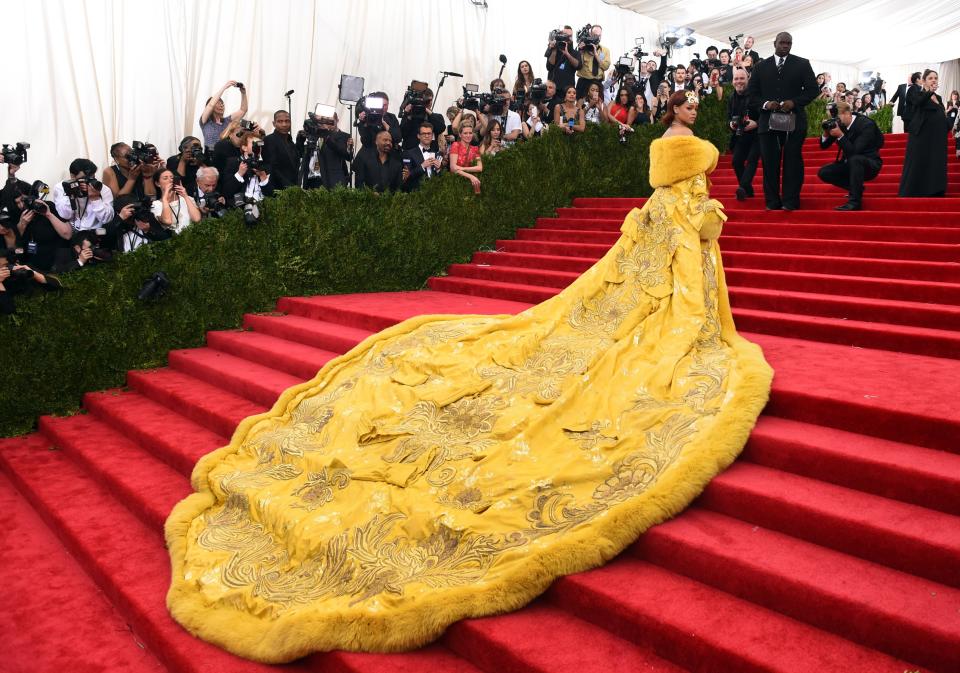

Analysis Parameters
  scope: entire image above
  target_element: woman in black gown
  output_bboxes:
[899,69,948,197]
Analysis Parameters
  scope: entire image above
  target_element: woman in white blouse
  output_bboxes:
[152,169,201,234]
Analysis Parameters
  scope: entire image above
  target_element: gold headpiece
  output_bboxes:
[684,90,700,105]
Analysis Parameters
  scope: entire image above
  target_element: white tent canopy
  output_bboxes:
[603,0,960,66]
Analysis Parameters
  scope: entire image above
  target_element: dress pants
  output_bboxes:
[759,129,805,209]
[817,156,881,204]
[731,132,760,195]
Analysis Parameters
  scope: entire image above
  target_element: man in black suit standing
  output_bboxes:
[747,32,819,211]
[262,110,299,190]
[637,50,668,105]
[889,72,921,131]
[817,102,884,211]
[296,113,353,190]
[401,122,442,192]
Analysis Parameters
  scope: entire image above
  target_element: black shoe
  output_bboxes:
[782,204,798,211]
[736,187,747,201]
[835,202,861,211]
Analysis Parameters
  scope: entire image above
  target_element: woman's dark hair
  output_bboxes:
[910,71,922,84]
[481,119,503,150]
[615,87,630,102]
[660,91,693,127]
[154,168,175,187]
[69,158,98,177]
[514,61,534,93]
[632,91,648,111]
[922,69,938,82]
[563,85,577,99]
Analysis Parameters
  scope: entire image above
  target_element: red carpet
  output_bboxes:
[2,133,959,672]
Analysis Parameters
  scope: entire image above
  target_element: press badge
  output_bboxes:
[26,241,37,255]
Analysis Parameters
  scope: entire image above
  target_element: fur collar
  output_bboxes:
[648,135,719,188]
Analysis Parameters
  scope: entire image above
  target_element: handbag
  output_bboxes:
[768,111,796,132]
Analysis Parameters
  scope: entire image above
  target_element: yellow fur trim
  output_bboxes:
[649,135,719,188]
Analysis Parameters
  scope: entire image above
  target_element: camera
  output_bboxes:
[127,141,160,167]
[730,115,747,136]
[484,89,508,116]
[137,271,170,301]
[242,140,266,172]
[1,142,30,165]
[728,34,744,49]
[821,102,840,132]
[528,78,547,104]
[303,103,337,141]
[238,119,257,133]
[201,192,226,218]
[19,181,50,214]
[63,174,103,199]
[182,140,205,164]
[614,55,634,78]
[460,84,482,111]
[4,260,34,281]
[632,38,648,60]
[235,82,246,92]
[358,95,387,127]
[549,28,570,50]
[233,193,260,226]
[577,24,599,49]
[128,196,155,225]
[401,80,429,119]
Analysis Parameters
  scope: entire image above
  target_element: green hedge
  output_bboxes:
[0,90,767,436]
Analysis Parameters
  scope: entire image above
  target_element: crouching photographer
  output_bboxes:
[52,159,115,233]
[113,195,172,252]
[0,182,73,272]
[223,136,274,225]
[817,101,884,211]
[193,167,227,218]
[727,67,760,200]
[0,246,60,315]
[52,230,113,273]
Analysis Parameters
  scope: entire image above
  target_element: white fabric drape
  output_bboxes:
[604,0,960,66]
[0,0,665,183]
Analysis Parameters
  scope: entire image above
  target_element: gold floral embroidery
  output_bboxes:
[292,467,352,511]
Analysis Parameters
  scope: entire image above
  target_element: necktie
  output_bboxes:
[777,57,785,75]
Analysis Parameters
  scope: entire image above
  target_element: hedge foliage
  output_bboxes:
[0,89,826,436]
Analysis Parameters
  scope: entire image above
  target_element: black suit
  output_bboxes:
[354,152,402,193]
[889,83,913,122]
[727,89,761,195]
[400,112,446,152]
[747,53,819,209]
[220,156,276,202]
[401,146,441,192]
[817,114,884,206]
[645,54,669,93]
[544,43,582,93]
[296,129,352,190]
[261,131,299,190]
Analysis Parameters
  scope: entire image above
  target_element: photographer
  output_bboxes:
[727,67,761,201]
[0,188,72,272]
[542,80,563,125]
[575,25,611,99]
[52,159,115,232]
[152,169,202,233]
[222,135,275,203]
[167,136,207,194]
[113,195,171,253]
[52,232,112,273]
[297,111,353,190]
[200,80,249,149]
[193,167,227,217]
[0,247,59,315]
[744,36,761,66]
[356,92,401,161]
[402,122,443,192]
[400,86,446,152]
[213,120,262,174]
[354,129,402,193]
[817,101,883,211]
[545,26,581,95]
[262,111,299,189]
[102,142,164,200]
[491,89,522,147]
[718,50,733,83]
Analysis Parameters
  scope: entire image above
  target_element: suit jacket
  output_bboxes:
[906,89,944,136]
[819,114,884,164]
[353,152,402,193]
[262,131,299,190]
[220,155,276,202]
[296,129,352,189]
[889,83,910,118]
[746,53,819,133]
[401,146,441,192]
[645,54,669,93]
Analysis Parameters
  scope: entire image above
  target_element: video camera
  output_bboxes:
[1,142,29,165]
[401,80,429,119]
[614,55,634,79]
[358,95,387,128]
[484,89,508,116]
[577,24,600,50]
[303,103,338,140]
[631,38,649,61]
[461,83,483,111]
[729,34,744,50]
[512,79,548,114]
[549,28,571,51]
[127,141,160,167]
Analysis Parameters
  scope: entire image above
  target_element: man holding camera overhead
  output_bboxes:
[297,108,353,190]
[817,101,883,211]
[52,159,115,232]
[576,25,611,99]
[545,26,581,96]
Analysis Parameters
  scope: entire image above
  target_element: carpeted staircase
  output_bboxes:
[2,133,958,673]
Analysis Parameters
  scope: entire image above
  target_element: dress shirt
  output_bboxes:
[419,146,436,177]
[53,182,115,231]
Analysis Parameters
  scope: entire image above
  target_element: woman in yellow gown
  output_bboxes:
[165,90,773,663]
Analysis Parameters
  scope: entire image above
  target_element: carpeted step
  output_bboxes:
[83,389,227,476]
[548,558,924,672]
[472,251,597,274]
[722,221,960,243]
[167,348,300,409]
[0,434,482,673]
[427,276,556,304]
[446,263,577,290]
[749,332,960,453]
[559,207,960,227]
[745,416,960,515]
[700,462,960,586]
[720,235,960,263]
[731,304,960,359]
[278,291,529,333]
[38,414,190,532]
[444,603,686,673]
[518,227,620,244]
[496,239,613,257]
[126,368,266,439]
[243,313,375,353]
[0,467,169,673]
[633,509,960,672]
[206,329,338,380]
